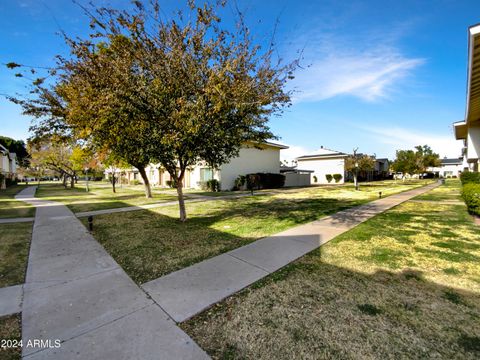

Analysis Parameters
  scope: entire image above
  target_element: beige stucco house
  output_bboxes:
[454,24,480,172]
[112,142,288,191]
[0,144,17,189]
[296,147,348,185]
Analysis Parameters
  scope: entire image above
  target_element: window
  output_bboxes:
[200,168,213,182]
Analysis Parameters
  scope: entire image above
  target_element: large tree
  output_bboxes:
[28,139,77,188]
[8,1,296,221]
[392,145,440,177]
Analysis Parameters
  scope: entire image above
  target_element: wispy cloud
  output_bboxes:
[287,23,425,103]
[279,144,313,163]
[359,125,462,158]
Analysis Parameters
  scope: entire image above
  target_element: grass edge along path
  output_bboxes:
[181,179,480,359]
[84,180,434,285]
[0,313,21,360]
[0,185,35,219]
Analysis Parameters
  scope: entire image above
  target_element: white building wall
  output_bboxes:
[1,155,8,173]
[125,145,283,190]
[467,124,480,161]
[9,156,17,174]
[188,163,220,189]
[297,158,345,185]
[145,164,160,185]
[217,147,281,190]
[441,164,462,177]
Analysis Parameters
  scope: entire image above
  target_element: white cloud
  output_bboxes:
[279,144,313,163]
[359,126,462,159]
[288,27,425,103]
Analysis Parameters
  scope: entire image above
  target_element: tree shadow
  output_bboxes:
[80,193,372,284]
[69,188,480,358]
[183,246,480,359]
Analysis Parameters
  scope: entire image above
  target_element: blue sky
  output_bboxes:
[1,0,479,161]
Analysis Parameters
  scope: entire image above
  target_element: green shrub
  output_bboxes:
[313,175,318,183]
[206,179,220,192]
[325,174,333,183]
[246,173,285,189]
[166,180,176,188]
[462,183,480,216]
[460,171,480,185]
[333,173,343,183]
[131,179,141,185]
[5,177,18,187]
[246,174,261,191]
[233,175,246,190]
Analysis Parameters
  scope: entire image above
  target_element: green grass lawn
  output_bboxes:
[414,178,462,201]
[35,181,180,213]
[181,179,480,359]
[0,222,33,288]
[0,314,21,360]
[83,180,433,284]
[0,185,35,219]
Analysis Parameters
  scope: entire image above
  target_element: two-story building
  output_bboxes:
[0,144,17,189]
[454,24,480,172]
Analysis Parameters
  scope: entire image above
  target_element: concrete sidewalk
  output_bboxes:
[16,186,208,359]
[142,181,440,323]
[0,284,23,316]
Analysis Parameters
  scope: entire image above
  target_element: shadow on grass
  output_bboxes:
[78,182,438,285]
[82,194,370,284]
[182,246,480,359]
[0,184,36,219]
[35,182,178,213]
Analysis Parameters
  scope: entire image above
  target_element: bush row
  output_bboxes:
[325,174,343,183]
[234,173,285,190]
[247,173,285,190]
[462,183,480,216]
[198,179,221,192]
[0,174,18,188]
[460,171,480,185]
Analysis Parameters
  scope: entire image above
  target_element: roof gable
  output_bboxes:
[296,147,347,160]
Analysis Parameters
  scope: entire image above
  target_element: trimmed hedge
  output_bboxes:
[246,173,285,190]
[325,174,333,183]
[6,178,18,187]
[232,175,246,190]
[206,179,220,192]
[462,183,480,216]
[460,171,480,185]
[333,173,343,183]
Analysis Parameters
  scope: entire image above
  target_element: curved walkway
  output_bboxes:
[15,186,207,359]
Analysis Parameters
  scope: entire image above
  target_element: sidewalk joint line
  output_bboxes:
[226,253,272,274]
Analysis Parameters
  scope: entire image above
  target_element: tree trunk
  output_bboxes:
[62,173,67,188]
[70,175,75,188]
[112,174,116,193]
[353,172,359,191]
[137,166,152,198]
[176,177,187,222]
